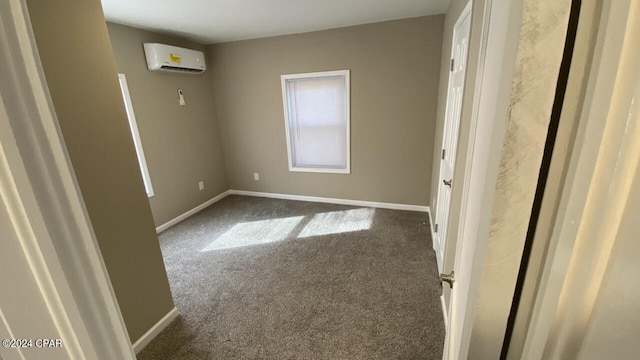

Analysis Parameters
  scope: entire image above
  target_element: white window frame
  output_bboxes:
[280,70,351,174]
[118,73,155,197]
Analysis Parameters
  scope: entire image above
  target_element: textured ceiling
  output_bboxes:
[100,0,450,44]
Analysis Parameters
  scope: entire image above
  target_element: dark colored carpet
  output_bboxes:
[137,195,444,359]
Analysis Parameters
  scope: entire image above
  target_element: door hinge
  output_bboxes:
[450,58,455,71]
[442,149,446,160]
[434,224,439,233]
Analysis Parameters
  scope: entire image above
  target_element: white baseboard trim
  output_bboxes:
[441,295,449,333]
[132,307,179,353]
[156,191,230,233]
[155,190,428,234]
[228,190,429,212]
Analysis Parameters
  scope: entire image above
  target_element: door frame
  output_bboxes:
[441,0,528,357]
[0,0,135,358]
[520,0,640,357]
[444,0,579,356]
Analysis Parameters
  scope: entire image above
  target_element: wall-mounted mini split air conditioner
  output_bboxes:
[143,43,206,74]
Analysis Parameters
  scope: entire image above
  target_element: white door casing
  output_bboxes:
[0,0,136,359]
[434,3,472,273]
[521,0,640,357]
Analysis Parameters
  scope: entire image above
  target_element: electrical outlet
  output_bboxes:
[198,181,204,191]
[254,173,260,181]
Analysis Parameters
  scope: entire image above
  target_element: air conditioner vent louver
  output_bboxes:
[143,43,206,74]
[159,65,204,73]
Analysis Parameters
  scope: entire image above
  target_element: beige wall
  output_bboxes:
[208,16,444,205]
[107,23,228,226]
[26,0,174,342]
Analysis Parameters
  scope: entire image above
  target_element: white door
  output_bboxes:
[435,4,472,271]
[440,5,479,356]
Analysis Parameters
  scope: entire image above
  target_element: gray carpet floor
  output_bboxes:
[137,195,444,359]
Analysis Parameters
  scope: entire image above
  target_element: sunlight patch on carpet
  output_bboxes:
[298,208,375,238]
[201,216,305,251]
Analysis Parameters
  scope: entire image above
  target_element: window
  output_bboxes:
[281,70,350,174]
[117,73,155,197]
